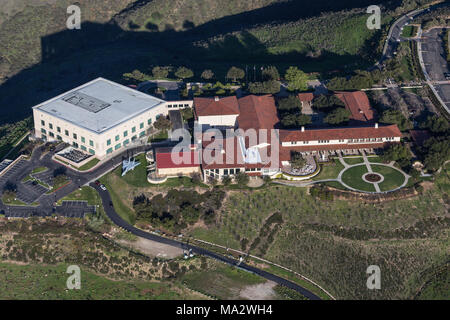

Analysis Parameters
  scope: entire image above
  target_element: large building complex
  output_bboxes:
[193,94,402,181]
[33,78,168,159]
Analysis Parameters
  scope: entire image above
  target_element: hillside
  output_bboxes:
[0,0,437,123]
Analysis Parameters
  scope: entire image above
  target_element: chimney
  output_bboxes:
[375,123,378,129]
[301,126,305,132]
[214,96,219,102]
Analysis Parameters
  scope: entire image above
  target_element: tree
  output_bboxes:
[290,151,306,169]
[226,67,245,82]
[277,95,302,112]
[152,66,169,79]
[174,67,194,80]
[248,80,280,94]
[296,114,312,126]
[324,108,351,125]
[190,172,202,184]
[423,137,450,171]
[53,166,67,177]
[262,66,280,81]
[380,109,413,131]
[153,116,172,131]
[381,143,412,167]
[313,95,344,110]
[284,66,308,91]
[222,175,232,186]
[280,114,299,128]
[201,69,214,80]
[235,172,249,186]
[3,181,17,193]
[420,115,449,134]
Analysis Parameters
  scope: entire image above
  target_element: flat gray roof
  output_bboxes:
[34,78,166,134]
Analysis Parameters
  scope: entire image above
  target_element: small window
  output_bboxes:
[115,135,120,141]
[73,142,78,148]
[123,130,128,137]
[41,128,47,134]
[123,139,130,146]
[41,120,45,126]
[139,131,145,137]
[73,133,77,140]
[140,122,144,129]
[106,148,113,154]
[107,139,111,146]
[81,137,85,143]
[57,135,62,141]
[147,119,152,125]
[49,132,54,137]
[89,149,95,155]
[81,145,87,151]
[89,140,94,147]
[132,127,136,133]
[49,123,53,129]
[57,127,61,133]
[65,130,69,136]
[115,143,121,150]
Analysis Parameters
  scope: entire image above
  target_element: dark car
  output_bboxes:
[109,201,113,207]
[95,180,100,185]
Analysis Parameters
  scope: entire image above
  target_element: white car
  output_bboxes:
[100,184,107,191]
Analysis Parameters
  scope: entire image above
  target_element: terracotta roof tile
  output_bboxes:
[279,124,402,142]
[334,91,374,122]
[194,96,239,117]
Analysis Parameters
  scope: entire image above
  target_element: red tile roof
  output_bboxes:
[298,93,314,102]
[279,124,402,142]
[237,95,279,131]
[282,142,387,154]
[334,91,374,122]
[156,147,200,169]
[194,96,239,117]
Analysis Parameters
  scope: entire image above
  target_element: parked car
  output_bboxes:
[95,180,100,185]
[100,184,107,191]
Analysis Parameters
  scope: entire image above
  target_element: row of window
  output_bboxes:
[106,121,150,146]
[41,124,94,147]
[41,118,152,153]
[168,104,190,108]
[289,137,395,145]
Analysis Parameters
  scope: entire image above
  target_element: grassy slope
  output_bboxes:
[189,164,450,299]
[0,218,285,300]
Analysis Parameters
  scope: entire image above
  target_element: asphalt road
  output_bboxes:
[90,182,322,300]
[420,27,450,110]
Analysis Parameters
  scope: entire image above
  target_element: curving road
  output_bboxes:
[89,182,322,300]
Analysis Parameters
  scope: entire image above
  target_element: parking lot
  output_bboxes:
[55,200,96,218]
[32,170,54,186]
[0,159,28,185]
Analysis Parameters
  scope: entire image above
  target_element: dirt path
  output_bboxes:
[239,281,277,300]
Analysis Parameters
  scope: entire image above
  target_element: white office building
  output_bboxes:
[33,78,169,159]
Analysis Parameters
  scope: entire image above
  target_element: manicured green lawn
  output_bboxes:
[341,165,375,192]
[149,130,168,143]
[401,25,418,38]
[115,153,148,187]
[311,159,344,181]
[2,192,28,206]
[368,156,383,163]
[77,158,100,171]
[343,157,364,165]
[371,165,406,192]
[31,166,48,174]
[47,175,70,194]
